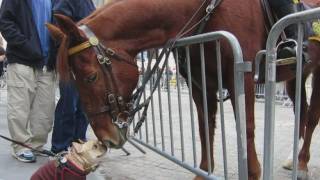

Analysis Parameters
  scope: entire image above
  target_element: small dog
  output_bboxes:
[31,140,107,180]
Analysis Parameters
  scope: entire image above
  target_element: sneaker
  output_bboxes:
[12,150,36,163]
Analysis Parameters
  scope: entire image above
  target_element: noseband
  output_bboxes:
[68,25,133,129]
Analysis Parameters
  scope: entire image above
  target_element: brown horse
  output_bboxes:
[285,5,320,180]
[256,2,320,179]
[47,0,320,179]
[275,39,320,179]
[255,1,320,178]
[295,40,320,179]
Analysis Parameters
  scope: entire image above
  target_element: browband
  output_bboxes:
[68,25,100,56]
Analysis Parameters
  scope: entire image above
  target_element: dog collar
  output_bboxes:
[55,155,88,176]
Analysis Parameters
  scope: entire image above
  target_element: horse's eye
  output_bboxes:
[84,73,98,84]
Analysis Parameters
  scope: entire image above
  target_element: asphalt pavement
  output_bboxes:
[0,87,320,180]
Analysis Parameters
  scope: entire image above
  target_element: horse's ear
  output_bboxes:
[46,23,65,43]
[54,14,81,38]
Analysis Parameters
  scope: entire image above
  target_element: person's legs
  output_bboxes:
[29,68,56,150]
[7,63,36,162]
[51,82,78,153]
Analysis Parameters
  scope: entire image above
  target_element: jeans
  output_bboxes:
[51,82,88,153]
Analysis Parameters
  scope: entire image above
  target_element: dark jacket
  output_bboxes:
[0,0,58,70]
[53,0,96,22]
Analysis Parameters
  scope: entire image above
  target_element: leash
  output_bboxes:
[0,134,56,157]
[0,134,95,180]
[0,134,88,179]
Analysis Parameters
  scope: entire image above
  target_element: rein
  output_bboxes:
[0,134,56,157]
[66,0,222,134]
[130,0,222,133]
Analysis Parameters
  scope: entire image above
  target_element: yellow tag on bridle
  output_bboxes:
[312,21,320,37]
[292,0,300,4]
[308,21,320,43]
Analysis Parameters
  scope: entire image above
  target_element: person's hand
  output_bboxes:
[0,55,5,62]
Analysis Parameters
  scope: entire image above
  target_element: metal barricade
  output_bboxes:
[255,83,289,103]
[255,84,266,99]
[131,31,248,180]
[263,7,320,180]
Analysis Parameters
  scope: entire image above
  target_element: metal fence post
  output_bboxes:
[263,8,320,180]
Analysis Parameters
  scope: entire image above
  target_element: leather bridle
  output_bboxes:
[68,25,134,129]
[67,0,222,133]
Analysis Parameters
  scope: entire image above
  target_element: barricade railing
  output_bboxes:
[255,83,289,103]
[130,31,249,180]
[263,7,320,180]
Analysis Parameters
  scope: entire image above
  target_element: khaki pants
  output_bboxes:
[7,63,56,153]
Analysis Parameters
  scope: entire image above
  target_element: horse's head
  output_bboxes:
[48,14,139,149]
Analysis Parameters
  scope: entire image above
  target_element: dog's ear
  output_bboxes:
[72,142,83,153]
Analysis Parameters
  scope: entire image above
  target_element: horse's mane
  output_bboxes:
[79,0,122,25]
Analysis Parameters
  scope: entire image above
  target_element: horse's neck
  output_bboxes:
[86,0,204,56]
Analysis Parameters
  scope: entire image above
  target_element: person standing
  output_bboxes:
[51,0,96,154]
[0,0,56,162]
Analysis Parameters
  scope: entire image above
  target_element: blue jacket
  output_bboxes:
[0,0,59,70]
[53,0,96,22]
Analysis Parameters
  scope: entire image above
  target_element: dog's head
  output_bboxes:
[71,140,107,171]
